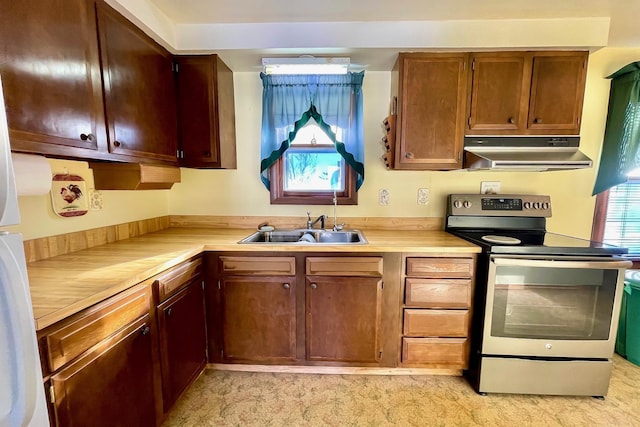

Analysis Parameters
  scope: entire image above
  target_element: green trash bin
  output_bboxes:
[624,271,640,366]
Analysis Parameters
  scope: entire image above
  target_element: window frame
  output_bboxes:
[592,179,640,268]
[269,154,357,205]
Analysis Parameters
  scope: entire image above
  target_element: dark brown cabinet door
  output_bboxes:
[96,1,178,164]
[176,55,237,168]
[50,316,156,427]
[306,276,382,363]
[527,52,588,134]
[468,53,529,133]
[157,281,207,412]
[221,276,296,362]
[393,53,468,170]
[0,0,108,157]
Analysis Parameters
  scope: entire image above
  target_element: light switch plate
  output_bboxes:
[480,181,501,194]
[379,189,389,206]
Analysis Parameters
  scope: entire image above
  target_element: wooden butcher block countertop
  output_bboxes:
[27,227,480,330]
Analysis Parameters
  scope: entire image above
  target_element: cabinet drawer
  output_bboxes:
[402,337,468,365]
[306,257,383,276]
[403,309,469,337]
[156,257,203,301]
[220,256,295,275]
[45,284,151,372]
[406,257,473,278]
[405,278,471,308]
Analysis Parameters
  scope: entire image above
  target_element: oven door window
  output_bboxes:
[488,259,619,341]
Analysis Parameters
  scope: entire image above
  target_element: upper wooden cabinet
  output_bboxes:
[391,53,469,170]
[96,1,178,164]
[467,51,588,135]
[0,0,178,165]
[176,55,237,168]
[0,0,108,158]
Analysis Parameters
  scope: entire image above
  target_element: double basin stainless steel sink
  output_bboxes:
[238,229,367,245]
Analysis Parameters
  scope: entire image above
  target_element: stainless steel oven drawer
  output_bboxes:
[478,357,613,396]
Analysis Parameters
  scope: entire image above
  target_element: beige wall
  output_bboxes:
[7,158,170,240]
[10,47,640,241]
[168,47,640,238]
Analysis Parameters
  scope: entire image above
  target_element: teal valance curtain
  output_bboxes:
[593,62,640,195]
[259,72,365,190]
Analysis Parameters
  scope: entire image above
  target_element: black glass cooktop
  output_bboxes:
[448,230,628,256]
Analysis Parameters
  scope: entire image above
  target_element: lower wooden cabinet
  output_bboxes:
[153,257,206,412]
[212,254,390,366]
[39,284,161,426]
[400,255,476,369]
[50,316,157,427]
[157,281,207,411]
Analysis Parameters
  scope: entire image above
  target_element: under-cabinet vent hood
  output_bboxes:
[463,137,593,171]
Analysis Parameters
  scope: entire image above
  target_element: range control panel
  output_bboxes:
[448,194,551,217]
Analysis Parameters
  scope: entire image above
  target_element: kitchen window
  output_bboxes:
[259,72,364,205]
[593,169,640,266]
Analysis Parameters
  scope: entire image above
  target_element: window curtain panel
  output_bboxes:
[593,62,640,195]
[259,72,365,190]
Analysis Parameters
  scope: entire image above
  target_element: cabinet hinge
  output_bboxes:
[379,350,383,359]
[202,280,205,290]
[218,280,221,290]
[49,385,55,404]
[172,62,179,73]
[468,116,471,127]
[471,59,474,71]
[381,281,384,290]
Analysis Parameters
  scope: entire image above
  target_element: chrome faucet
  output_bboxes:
[306,211,326,229]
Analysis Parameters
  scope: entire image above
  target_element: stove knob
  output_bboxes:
[533,202,541,209]
[545,343,553,350]
[542,201,550,210]
[453,200,463,209]
[463,200,472,208]
[523,201,531,209]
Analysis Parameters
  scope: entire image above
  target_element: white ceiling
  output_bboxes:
[137,0,640,71]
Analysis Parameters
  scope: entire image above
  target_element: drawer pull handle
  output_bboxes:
[166,308,173,317]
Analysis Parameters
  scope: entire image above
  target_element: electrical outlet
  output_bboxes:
[417,188,429,205]
[481,181,501,194]
[379,189,389,206]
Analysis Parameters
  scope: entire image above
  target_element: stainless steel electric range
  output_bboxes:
[445,194,632,397]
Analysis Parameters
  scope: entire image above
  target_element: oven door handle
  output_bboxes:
[492,257,632,270]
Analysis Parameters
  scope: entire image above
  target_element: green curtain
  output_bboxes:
[593,62,640,195]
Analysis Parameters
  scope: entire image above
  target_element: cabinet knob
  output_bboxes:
[533,118,542,124]
[405,152,413,159]
[283,283,290,290]
[166,307,173,317]
[80,133,95,142]
[141,326,151,336]
[113,140,122,148]
[508,117,515,124]
[310,283,317,289]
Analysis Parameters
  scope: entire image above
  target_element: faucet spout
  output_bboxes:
[306,211,326,229]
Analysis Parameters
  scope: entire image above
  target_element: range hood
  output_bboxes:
[463,137,593,171]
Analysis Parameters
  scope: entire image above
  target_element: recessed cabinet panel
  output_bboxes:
[221,276,297,362]
[393,53,468,170]
[0,0,107,157]
[176,55,237,168]
[306,276,382,363]
[468,53,528,132]
[50,316,157,427]
[157,282,207,411]
[528,53,587,133]
[96,1,178,164]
